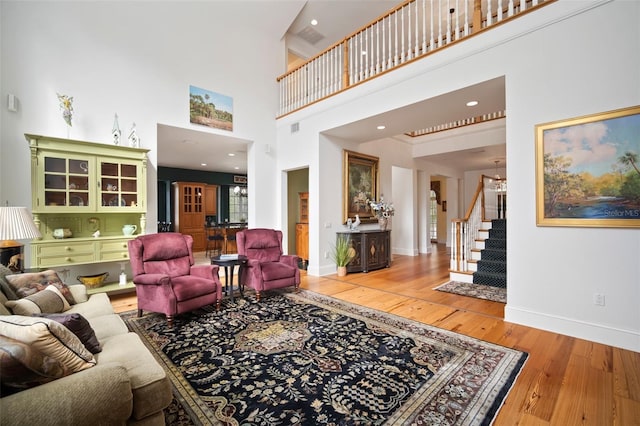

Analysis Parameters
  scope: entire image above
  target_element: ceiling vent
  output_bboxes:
[291,122,300,133]
[296,26,325,45]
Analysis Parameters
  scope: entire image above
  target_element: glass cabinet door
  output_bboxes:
[43,156,91,209]
[99,159,140,209]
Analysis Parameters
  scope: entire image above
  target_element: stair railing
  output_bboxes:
[450,175,506,272]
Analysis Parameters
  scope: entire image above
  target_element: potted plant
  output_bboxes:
[330,234,356,277]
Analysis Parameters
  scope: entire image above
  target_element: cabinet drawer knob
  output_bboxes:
[65,247,71,251]
[65,257,71,262]
[122,243,127,248]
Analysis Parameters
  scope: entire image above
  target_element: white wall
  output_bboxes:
[0,1,301,229]
[276,0,640,351]
[391,165,415,256]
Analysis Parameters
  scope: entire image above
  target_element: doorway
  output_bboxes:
[287,168,309,267]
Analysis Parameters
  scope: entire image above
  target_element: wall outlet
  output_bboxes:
[324,251,329,259]
[593,293,605,306]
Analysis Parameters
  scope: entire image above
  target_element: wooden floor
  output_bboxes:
[111,244,640,425]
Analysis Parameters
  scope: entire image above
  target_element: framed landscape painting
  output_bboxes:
[189,85,233,131]
[535,105,640,228]
[343,150,379,223]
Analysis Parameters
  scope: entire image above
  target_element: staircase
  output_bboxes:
[472,219,506,288]
[449,218,507,287]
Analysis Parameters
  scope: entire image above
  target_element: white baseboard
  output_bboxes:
[505,305,640,353]
[392,247,418,256]
[313,264,339,276]
[449,272,473,283]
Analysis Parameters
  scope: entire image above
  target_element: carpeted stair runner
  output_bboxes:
[474,219,506,288]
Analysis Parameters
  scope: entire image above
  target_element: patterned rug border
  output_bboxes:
[434,281,507,303]
[123,289,525,425]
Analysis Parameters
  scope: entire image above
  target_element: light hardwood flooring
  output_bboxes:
[110,245,640,425]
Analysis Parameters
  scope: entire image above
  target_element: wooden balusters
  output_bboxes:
[278,0,551,116]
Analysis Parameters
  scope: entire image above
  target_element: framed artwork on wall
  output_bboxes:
[535,105,640,228]
[189,85,233,131]
[343,150,379,223]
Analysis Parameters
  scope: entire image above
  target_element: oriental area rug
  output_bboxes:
[434,281,507,304]
[123,289,526,425]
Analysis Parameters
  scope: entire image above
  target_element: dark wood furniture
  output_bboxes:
[336,230,391,273]
[211,254,248,303]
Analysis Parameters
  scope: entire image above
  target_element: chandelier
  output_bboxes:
[494,160,507,193]
[233,186,247,197]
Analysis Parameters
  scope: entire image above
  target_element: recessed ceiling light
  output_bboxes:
[228,153,235,157]
[311,19,318,26]
[234,166,240,170]
[377,125,386,130]
[466,100,479,107]
[361,51,367,56]
[201,163,207,166]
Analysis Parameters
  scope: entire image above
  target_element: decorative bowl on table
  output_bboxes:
[77,272,109,288]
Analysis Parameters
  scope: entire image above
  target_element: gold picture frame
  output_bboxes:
[535,105,640,228]
[343,150,379,223]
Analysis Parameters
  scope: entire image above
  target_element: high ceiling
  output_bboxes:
[157,0,505,174]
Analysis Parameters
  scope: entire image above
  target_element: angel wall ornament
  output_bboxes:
[57,93,74,136]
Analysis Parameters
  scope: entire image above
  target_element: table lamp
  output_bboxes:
[0,206,42,272]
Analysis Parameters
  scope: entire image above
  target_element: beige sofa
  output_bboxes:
[0,277,172,425]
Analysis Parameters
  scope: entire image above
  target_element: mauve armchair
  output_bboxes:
[127,233,223,325]
[236,228,300,301]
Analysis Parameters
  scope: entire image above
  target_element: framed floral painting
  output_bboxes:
[535,105,640,228]
[343,150,379,223]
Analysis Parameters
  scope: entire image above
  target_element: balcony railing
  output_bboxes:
[277,0,552,117]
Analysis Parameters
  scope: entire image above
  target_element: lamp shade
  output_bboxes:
[0,207,42,241]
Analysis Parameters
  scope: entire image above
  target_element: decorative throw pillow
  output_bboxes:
[33,313,102,354]
[0,265,18,300]
[5,285,71,316]
[0,334,65,396]
[5,270,76,305]
[0,316,95,373]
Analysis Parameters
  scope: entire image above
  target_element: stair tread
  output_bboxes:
[449,269,474,275]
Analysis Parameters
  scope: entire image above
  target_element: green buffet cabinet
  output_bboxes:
[26,134,149,269]
[336,230,391,273]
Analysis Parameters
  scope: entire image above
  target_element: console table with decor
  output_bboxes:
[336,230,390,273]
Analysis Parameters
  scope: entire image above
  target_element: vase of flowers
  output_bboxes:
[367,197,394,230]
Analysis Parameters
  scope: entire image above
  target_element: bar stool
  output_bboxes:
[205,225,224,257]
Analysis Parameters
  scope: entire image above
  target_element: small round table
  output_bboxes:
[210,254,248,303]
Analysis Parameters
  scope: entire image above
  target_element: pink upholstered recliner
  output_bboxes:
[128,233,223,325]
[236,228,300,301]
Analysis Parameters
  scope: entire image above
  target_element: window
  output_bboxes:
[430,190,438,241]
[229,186,248,222]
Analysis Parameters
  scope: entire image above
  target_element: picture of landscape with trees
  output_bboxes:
[537,106,640,227]
[189,85,233,131]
